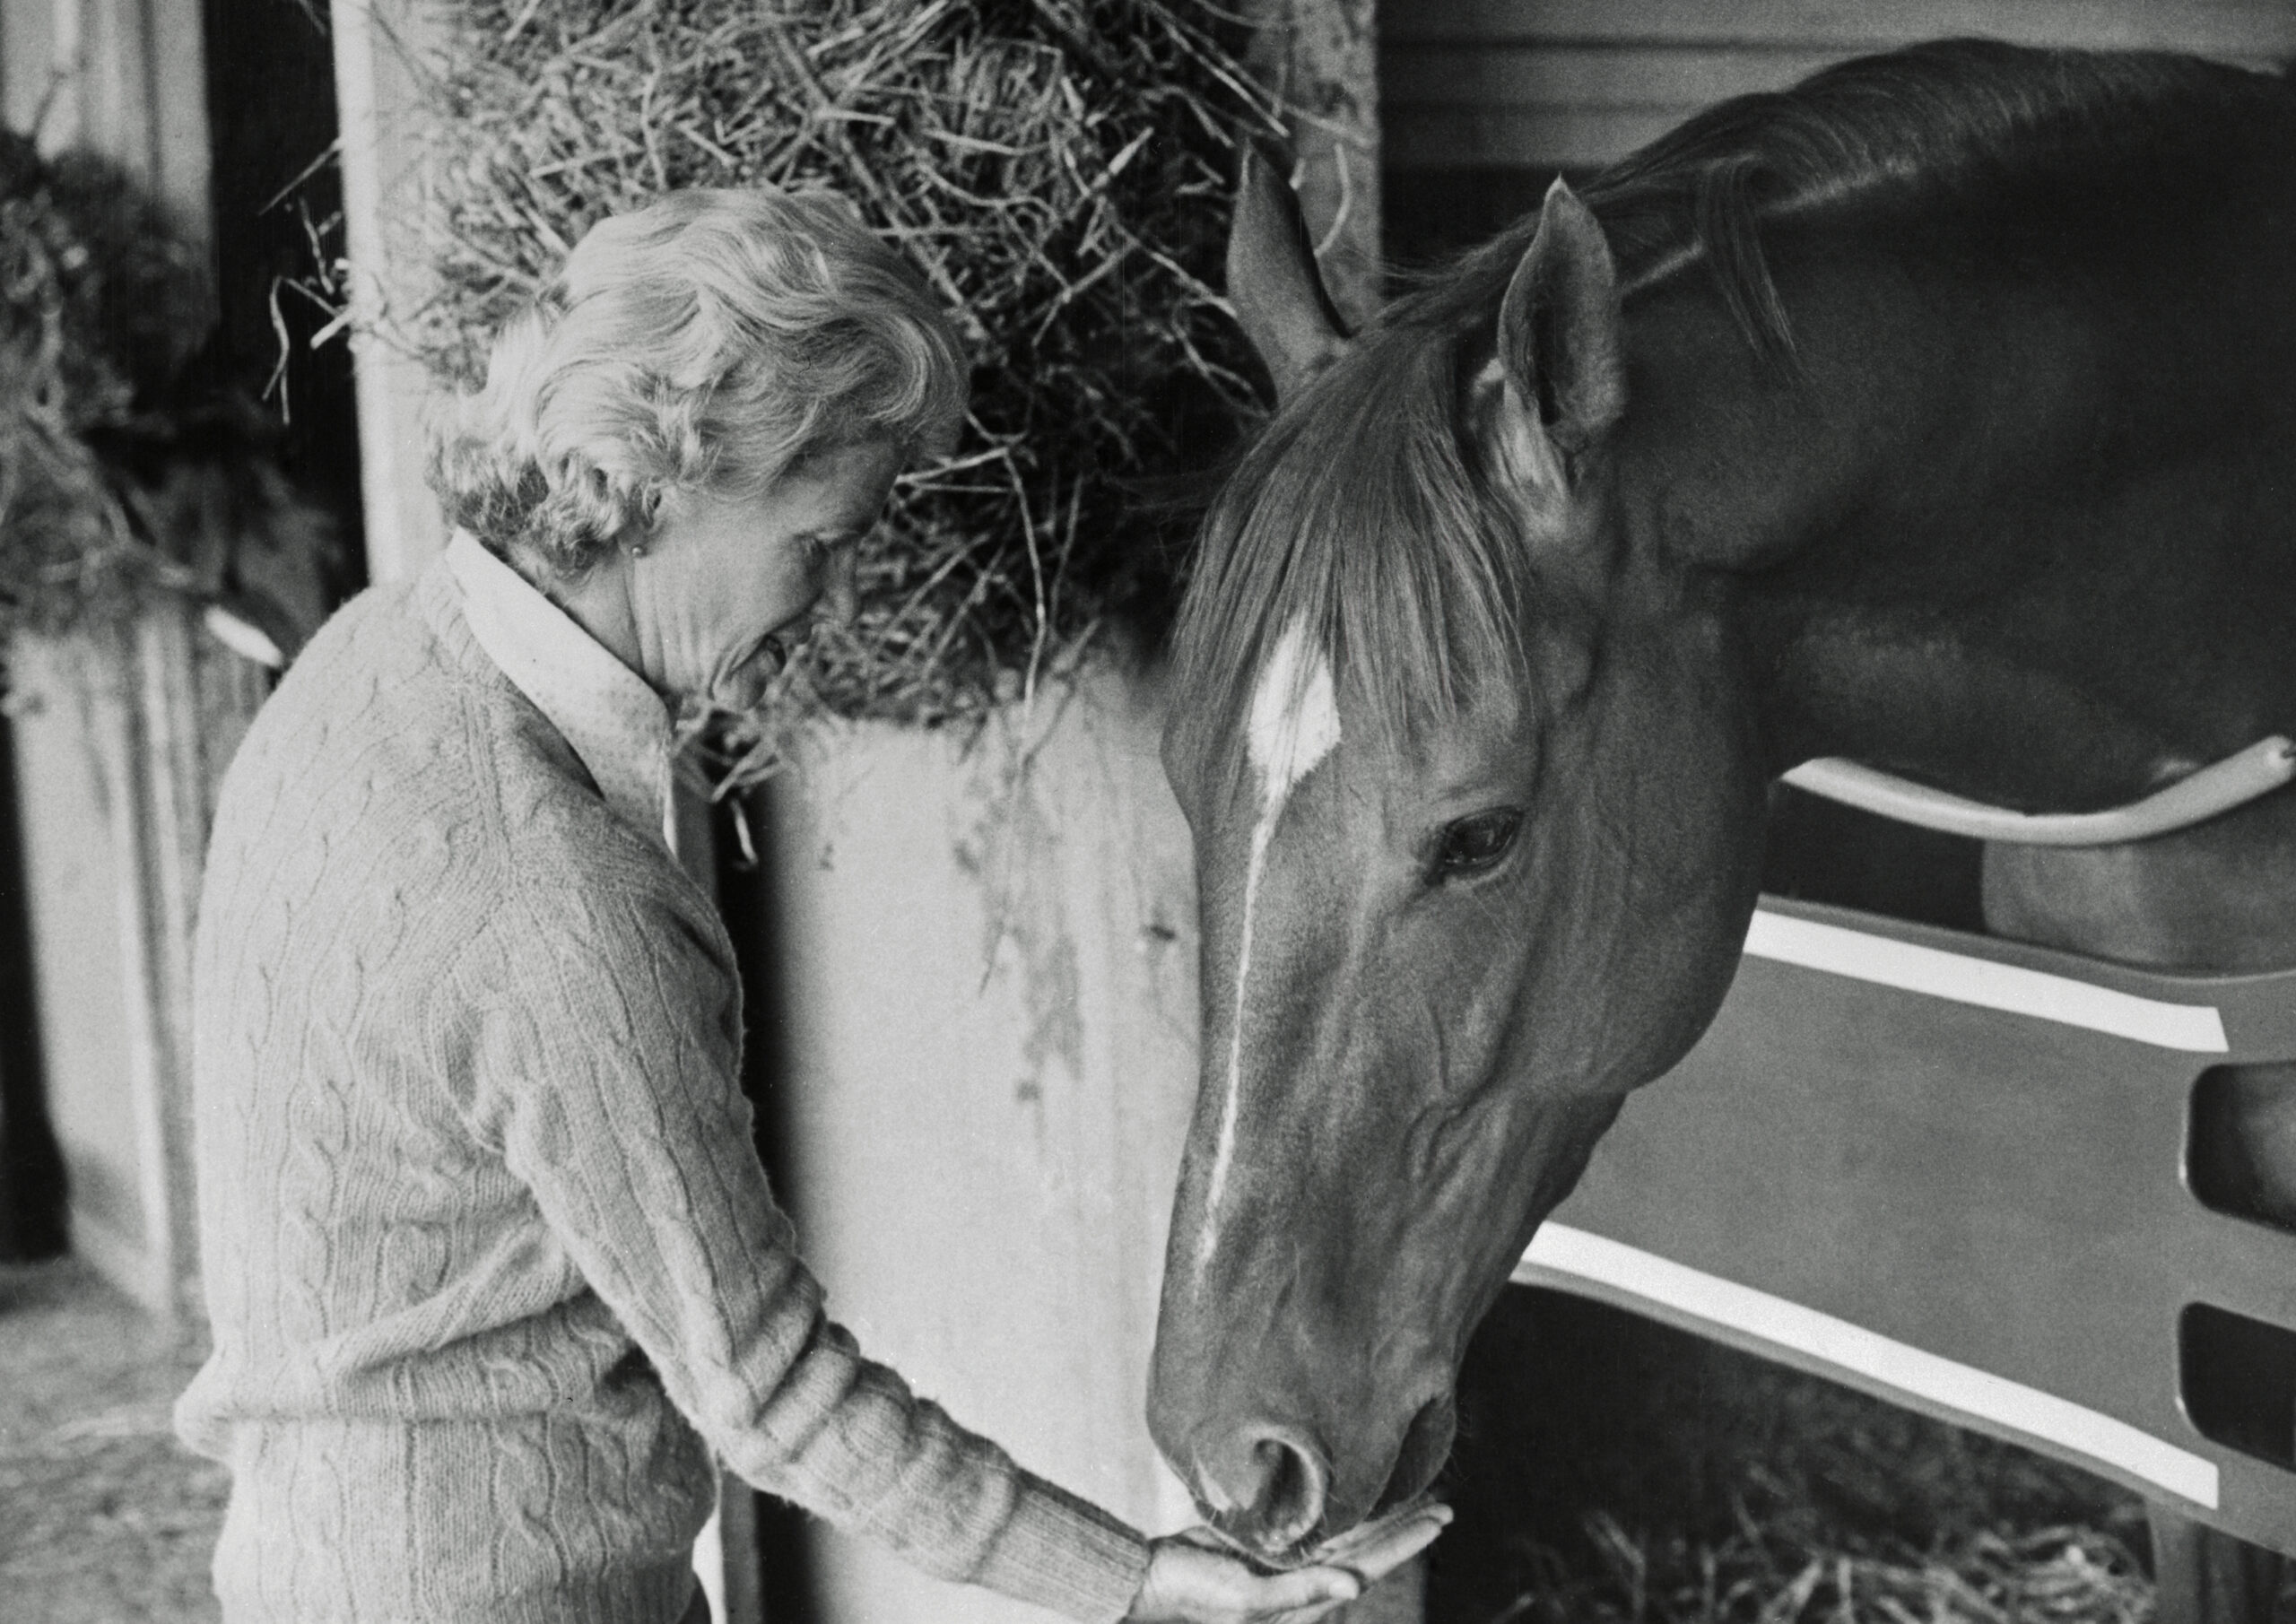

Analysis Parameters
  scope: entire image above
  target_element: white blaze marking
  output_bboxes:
[1196,621,1342,1285]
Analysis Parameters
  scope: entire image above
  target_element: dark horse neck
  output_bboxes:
[1625,95,2296,818]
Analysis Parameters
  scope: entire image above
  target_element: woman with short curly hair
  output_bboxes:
[176,186,1442,1624]
[432,187,966,583]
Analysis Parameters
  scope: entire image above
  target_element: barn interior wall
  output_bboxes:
[1380,0,2296,258]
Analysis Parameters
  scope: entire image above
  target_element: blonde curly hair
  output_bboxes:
[430,187,965,578]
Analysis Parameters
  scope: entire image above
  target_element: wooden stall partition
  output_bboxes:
[0,0,270,1323]
[749,672,1205,1622]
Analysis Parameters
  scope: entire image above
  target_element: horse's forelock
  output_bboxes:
[1172,326,1535,785]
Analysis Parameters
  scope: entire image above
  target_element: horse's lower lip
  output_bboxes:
[1201,1515,1321,1574]
[1316,1491,1439,1563]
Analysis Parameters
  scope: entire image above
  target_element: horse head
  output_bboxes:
[1145,159,1771,1558]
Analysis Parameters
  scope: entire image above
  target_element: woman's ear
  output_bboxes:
[1470,178,1627,503]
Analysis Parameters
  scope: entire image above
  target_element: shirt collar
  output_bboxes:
[446,530,680,858]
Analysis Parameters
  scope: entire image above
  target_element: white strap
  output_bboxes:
[1781,735,2296,847]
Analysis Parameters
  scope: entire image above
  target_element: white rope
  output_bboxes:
[1781,735,2296,847]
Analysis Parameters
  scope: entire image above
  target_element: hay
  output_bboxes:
[1482,1422,2162,1624]
[1492,1506,2157,1624]
[1450,1294,2170,1624]
[0,1259,226,1623]
[407,0,1282,776]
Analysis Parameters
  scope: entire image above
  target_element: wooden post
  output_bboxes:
[1241,0,1382,327]
[328,0,448,581]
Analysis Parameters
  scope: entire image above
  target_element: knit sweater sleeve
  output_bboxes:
[440,876,1152,1624]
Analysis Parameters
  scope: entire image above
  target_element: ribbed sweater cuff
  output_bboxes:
[978,1476,1152,1624]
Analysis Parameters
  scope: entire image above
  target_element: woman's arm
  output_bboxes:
[446,876,1148,1622]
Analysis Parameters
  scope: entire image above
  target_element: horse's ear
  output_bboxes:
[1482,178,1626,495]
[1227,145,1351,400]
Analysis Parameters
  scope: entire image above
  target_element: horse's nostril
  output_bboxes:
[1255,1435,1314,1523]
[1221,1425,1329,1552]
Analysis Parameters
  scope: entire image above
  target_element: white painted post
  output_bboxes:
[328,0,448,581]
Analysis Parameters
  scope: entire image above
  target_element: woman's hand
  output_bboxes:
[1125,1505,1452,1623]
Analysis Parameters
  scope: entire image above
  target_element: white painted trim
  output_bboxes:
[67,1201,159,1316]
[1783,736,2296,847]
[1518,1224,2222,1508]
[692,1499,724,1624]
[46,0,84,145]
[1743,909,2230,1053]
[91,632,178,1321]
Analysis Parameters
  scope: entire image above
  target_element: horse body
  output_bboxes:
[1148,40,2296,1561]
[1718,205,2296,812]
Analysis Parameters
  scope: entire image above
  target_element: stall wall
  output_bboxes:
[6,641,145,1282]
[757,678,1204,1620]
[1382,0,2296,253]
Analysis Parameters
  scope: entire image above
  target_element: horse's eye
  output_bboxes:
[1432,808,1523,881]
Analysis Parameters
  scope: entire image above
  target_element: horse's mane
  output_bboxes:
[1173,39,2294,754]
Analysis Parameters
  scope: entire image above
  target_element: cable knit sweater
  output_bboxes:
[175,557,1152,1623]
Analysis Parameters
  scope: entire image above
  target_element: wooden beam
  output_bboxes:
[1381,0,2296,58]
[1383,42,1843,113]
[1381,8,2296,173]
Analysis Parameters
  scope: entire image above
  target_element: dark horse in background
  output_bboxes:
[1144,39,2296,1622]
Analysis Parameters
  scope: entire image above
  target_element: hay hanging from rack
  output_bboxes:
[409,0,1283,779]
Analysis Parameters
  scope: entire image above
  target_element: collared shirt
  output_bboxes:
[446,529,681,859]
